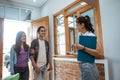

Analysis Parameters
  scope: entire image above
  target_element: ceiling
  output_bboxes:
[9,0,48,7]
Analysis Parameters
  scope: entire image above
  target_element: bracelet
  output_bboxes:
[82,46,85,51]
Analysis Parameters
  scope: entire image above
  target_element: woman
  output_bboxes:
[10,31,29,80]
[67,15,103,80]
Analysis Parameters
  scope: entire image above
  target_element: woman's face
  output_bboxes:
[38,28,46,37]
[76,22,84,32]
[21,33,26,42]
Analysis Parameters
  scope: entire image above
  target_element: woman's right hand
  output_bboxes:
[66,51,77,56]
[66,51,73,55]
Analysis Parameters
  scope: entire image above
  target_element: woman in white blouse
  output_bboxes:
[67,15,103,80]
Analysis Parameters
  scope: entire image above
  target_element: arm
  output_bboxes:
[29,40,35,61]
[29,39,40,74]
[30,57,40,74]
[66,51,77,56]
[29,40,36,55]
[76,41,104,58]
[10,45,15,74]
[46,41,52,71]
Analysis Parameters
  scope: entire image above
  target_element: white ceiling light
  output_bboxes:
[33,0,36,2]
[81,2,87,5]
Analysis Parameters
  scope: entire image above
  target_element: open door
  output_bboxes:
[28,16,50,80]
[28,16,49,42]
[0,16,50,79]
[0,18,4,79]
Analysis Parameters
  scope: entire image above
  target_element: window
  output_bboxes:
[56,14,66,55]
[20,9,31,21]
[53,0,104,58]
[0,4,31,21]
[5,6,19,20]
[0,5,4,18]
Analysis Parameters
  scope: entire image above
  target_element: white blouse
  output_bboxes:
[81,31,95,36]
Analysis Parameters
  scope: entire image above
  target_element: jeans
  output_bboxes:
[80,62,98,80]
[34,65,47,80]
[14,66,29,80]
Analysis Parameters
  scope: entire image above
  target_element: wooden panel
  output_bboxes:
[94,0,104,58]
[82,0,97,7]
[65,4,92,17]
[63,0,82,11]
[53,15,58,55]
[53,0,82,16]
[64,14,70,51]
[78,5,92,14]
[31,16,49,41]
[0,18,4,79]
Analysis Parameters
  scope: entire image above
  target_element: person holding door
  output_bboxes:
[29,26,52,80]
[67,15,104,80]
[10,31,29,80]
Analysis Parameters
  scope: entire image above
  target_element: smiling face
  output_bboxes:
[38,27,46,38]
[76,22,85,33]
[21,33,26,43]
[16,31,26,43]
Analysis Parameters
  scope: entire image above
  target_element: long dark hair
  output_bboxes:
[76,15,94,33]
[14,31,29,55]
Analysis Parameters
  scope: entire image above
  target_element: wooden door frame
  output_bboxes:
[0,18,4,78]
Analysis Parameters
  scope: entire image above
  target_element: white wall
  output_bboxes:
[0,0,41,20]
[41,0,120,80]
[99,0,120,80]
